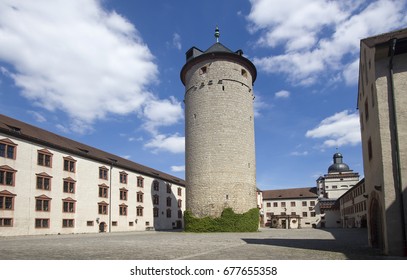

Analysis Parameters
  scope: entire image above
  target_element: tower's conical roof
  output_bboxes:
[204,42,234,54]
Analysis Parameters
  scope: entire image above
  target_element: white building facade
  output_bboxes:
[262,188,319,229]
[339,178,368,228]
[0,114,185,236]
[317,153,360,228]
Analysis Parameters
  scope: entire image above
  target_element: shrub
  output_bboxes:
[184,207,259,232]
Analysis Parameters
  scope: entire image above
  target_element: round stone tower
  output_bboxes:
[180,29,257,218]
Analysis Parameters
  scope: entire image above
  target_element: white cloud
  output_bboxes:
[28,111,46,123]
[0,0,158,132]
[144,133,185,154]
[171,165,185,172]
[275,90,290,99]
[342,59,360,85]
[306,110,361,147]
[172,33,182,51]
[290,151,309,156]
[247,0,407,85]
[142,96,184,134]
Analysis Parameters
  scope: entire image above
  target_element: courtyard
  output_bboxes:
[0,227,399,260]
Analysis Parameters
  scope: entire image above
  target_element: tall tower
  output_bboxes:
[180,28,257,218]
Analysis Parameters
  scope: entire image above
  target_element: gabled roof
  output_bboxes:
[262,187,318,200]
[0,114,185,186]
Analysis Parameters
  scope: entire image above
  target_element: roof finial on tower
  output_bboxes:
[215,26,220,43]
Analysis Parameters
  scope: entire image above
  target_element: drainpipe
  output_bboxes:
[388,38,407,256]
[109,163,113,233]
[108,159,117,233]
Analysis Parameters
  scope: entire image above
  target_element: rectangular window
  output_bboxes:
[120,172,127,184]
[37,151,52,167]
[153,195,159,205]
[36,175,51,190]
[0,195,14,210]
[310,201,315,206]
[35,198,50,212]
[266,202,271,207]
[302,212,308,217]
[87,221,94,226]
[0,218,13,227]
[112,221,118,226]
[99,185,108,198]
[167,197,172,207]
[137,192,144,203]
[99,167,108,180]
[302,201,307,207]
[281,212,286,216]
[291,202,296,207]
[0,140,16,159]
[178,187,182,196]
[137,177,144,188]
[120,189,128,200]
[63,158,76,172]
[281,202,286,207]
[153,207,159,217]
[153,180,159,191]
[311,212,316,217]
[166,209,171,218]
[119,205,127,216]
[0,169,15,186]
[273,202,278,207]
[291,212,296,216]
[63,179,75,193]
[35,218,49,228]
[63,201,75,213]
[178,199,182,208]
[62,219,74,228]
[137,207,143,217]
[98,203,108,215]
[166,183,171,193]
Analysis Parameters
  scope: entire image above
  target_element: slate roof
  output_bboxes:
[180,42,257,85]
[0,114,185,186]
[262,187,318,200]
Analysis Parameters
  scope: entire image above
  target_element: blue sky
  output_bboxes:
[1,0,406,190]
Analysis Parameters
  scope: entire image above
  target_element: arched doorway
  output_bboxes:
[369,195,383,249]
[99,222,106,233]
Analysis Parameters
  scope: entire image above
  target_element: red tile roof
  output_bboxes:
[0,114,185,186]
[262,187,317,200]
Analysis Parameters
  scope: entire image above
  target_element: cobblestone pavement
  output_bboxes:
[0,228,400,260]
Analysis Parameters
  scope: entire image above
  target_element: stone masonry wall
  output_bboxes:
[184,58,257,218]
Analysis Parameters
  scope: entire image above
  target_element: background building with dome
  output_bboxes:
[261,152,361,229]
[316,152,360,228]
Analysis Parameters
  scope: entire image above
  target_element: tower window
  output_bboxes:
[200,66,207,75]
[241,69,247,78]
[368,137,373,160]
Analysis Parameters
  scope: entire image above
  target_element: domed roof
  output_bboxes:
[328,152,350,173]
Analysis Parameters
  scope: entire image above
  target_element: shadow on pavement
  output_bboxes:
[242,228,391,259]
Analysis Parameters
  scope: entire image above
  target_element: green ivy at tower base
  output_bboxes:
[184,207,259,232]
